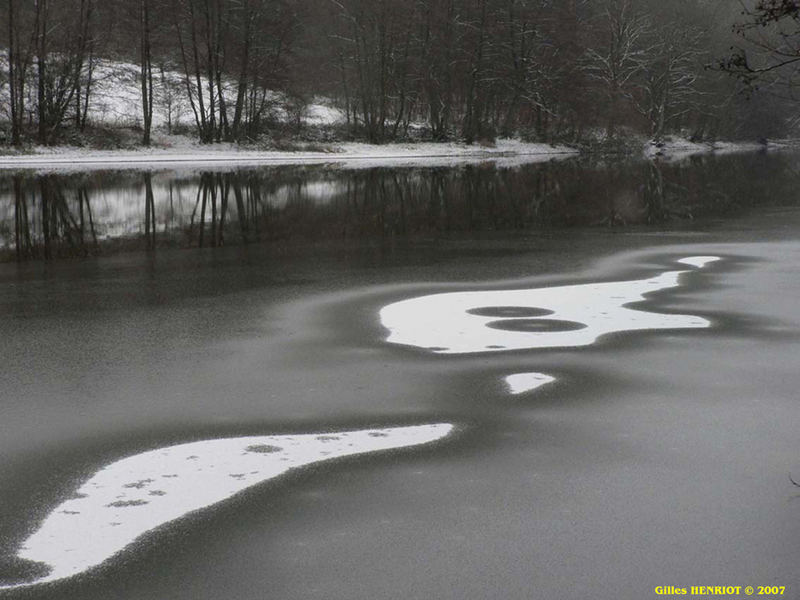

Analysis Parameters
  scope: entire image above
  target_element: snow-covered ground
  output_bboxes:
[2,131,790,171]
[643,136,772,162]
[3,134,789,171]
[0,137,580,171]
[0,54,345,131]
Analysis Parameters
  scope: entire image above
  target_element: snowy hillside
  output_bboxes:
[0,53,345,131]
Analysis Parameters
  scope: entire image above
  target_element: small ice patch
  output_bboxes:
[505,373,556,395]
[0,423,454,589]
[676,256,721,268]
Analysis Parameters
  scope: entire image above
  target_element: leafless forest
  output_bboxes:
[2,0,799,147]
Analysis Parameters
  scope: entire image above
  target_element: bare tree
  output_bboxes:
[170,0,296,142]
[6,0,35,146]
[31,0,94,143]
[583,0,652,138]
[637,24,705,141]
[416,0,459,140]
[329,0,411,142]
[722,0,800,87]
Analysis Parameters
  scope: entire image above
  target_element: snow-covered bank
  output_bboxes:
[2,133,793,172]
[0,138,579,171]
[642,136,797,162]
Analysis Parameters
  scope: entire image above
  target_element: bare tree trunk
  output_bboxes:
[213,0,230,141]
[140,0,154,146]
[174,4,203,137]
[187,1,210,142]
[8,0,22,146]
[35,0,48,144]
[231,7,252,141]
[463,0,488,144]
[80,43,94,131]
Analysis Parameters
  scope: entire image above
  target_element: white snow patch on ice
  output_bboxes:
[380,256,720,354]
[505,373,556,395]
[0,423,453,589]
[676,256,720,268]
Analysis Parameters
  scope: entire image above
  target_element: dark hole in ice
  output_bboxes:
[485,318,587,333]
[246,444,282,454]
[123,479,154,489]
[107,500,149,508]
[467,306,554,318]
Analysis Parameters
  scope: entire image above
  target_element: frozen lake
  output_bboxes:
[1,153,799,599]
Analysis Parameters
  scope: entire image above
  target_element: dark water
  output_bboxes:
[1,151,798,261]
[1,153,800,599]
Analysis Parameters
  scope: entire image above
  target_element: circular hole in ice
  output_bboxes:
[485,318,587,333]
[467,306,555,318]
[245,444,282,454]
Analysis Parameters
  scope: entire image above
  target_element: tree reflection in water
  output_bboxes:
[1,151,794,261]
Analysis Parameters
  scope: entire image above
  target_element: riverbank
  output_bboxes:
[0,137,578,171]
[1,133,792,171]
[643,136,788,161]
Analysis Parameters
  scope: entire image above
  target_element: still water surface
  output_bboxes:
[1,151,797,260]
[1,152,799,599]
